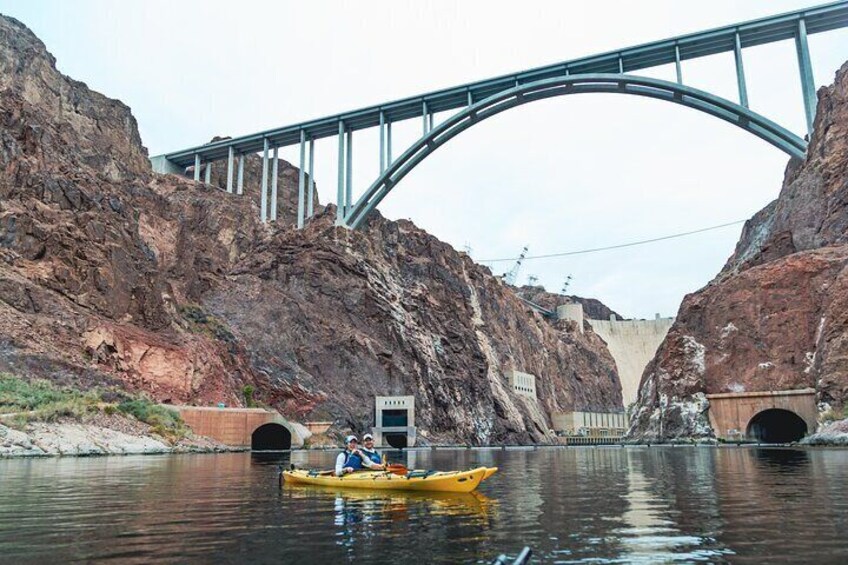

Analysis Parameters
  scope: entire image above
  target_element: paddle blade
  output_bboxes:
[386,463,408,475]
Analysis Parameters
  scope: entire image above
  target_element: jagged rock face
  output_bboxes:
[517,285,623,320]
[629,62,848,442]
[0,16,149,182]
[0,15,622,443]
[0,14,277,406]
[207,212,623,443]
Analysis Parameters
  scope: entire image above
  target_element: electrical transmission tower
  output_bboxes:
[561,275,573,295]
[503,246,529,286]
[527,275,538,287]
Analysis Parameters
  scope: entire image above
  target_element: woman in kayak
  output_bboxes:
[360,433,385,470]
[334,435,384,476]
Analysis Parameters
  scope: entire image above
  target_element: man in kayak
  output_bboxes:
[360,433,385,470]
[334,435,384,476]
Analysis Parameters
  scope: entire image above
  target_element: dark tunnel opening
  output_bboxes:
[251,423,292,451]
[384,433,408,449]
[746,409,807,444]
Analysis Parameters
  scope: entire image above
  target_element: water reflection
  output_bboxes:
[614,449,732,563]
[0,448,847,563]
[751,447,810,470]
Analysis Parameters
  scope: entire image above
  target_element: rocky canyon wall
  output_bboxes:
[0,14,623,445]
[628,62,848,442]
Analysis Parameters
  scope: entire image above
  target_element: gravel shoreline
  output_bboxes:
[0,413,243,458]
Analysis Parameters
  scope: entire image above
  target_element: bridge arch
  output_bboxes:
[746,408,808,443]
[345,74,807,229]
[251,422,292,451]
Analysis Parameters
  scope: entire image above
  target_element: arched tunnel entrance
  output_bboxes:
[384,433,408,449]
[746,409,807,443]
[251,423,292,451]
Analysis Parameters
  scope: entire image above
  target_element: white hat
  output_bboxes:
[345,435,358,444]
[363,433,374,440]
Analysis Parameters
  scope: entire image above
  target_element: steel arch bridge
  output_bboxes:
[344,74,806,229]
[151,1,848,229]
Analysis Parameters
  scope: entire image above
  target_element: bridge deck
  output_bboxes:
[162,1,848,166]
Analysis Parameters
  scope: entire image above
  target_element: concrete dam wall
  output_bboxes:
[587,317,674,407]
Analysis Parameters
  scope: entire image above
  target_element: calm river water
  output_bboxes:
[1,447,847,563]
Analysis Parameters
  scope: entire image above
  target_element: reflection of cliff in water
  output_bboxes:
[614,449,729,562]
[711,447,848,560]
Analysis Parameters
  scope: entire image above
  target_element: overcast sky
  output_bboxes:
[3,1,846,318]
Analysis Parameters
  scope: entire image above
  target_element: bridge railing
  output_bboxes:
[150,1,848,227]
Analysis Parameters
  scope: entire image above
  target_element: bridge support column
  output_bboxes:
[386,122,392,166]
[422,101,429,135]
[204,161,211,184]
[307,138,315,218]
[226,147,234,193]
[298,130,306,229]
[337,121,345,224]
[260,138,269,223]
[674,44,683,84]
[270,146,279,222]
[236,154,244,195]
[379,111,386,174]
[733,32,749,108]
[795,18,817,135]
[345,130,353,214]
[193,154,201,181]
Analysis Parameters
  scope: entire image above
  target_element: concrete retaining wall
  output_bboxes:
[170,406,305,448]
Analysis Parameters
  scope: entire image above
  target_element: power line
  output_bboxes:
[479,219,746,263]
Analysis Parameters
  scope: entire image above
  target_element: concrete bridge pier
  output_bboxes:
[271,146,279,222]
[236,152,244,195]
[260,138,269,223]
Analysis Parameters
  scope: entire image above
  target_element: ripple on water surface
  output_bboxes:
[1,447,847,563]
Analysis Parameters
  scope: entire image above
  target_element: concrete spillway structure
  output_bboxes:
[587,316,674,407]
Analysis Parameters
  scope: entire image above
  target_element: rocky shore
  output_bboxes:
[801,418,848,446]
[0,412,237,457]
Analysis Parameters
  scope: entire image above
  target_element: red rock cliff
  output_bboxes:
[0,15,622,444]
[628,62,848,441]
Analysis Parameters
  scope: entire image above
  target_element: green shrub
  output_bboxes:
[117,398,188,439]
[0,374,102,428]
[243,385,256,408]
[0,374,70,411]
[0,374,190,440]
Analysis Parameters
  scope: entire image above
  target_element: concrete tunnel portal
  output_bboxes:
[251,423,292,451]
[746,409,808,444]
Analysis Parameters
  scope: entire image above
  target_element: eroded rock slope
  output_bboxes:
[0,14,622,444]
[629,62,848,441]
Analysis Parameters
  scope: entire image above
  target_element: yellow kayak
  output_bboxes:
[282,466,497,493]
